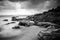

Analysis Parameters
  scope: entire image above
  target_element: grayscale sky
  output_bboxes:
[0,0,60,15]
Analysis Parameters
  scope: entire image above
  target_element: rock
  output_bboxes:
[27,6,60,25]
[3,19,8,21]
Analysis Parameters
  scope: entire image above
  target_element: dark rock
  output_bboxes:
[12,17,17,21]
[27,6,60,25]
[12,26,21,29]
[3,19,8,21]
[37,29,60,40]
[18,22,30,27]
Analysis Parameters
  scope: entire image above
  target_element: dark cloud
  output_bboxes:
[29,0,47,5]
[9,0,28,2]
[56,0,60,6]
[1,0,60,7]
[49,0,60,8]
[30,0,60,6]
[8,0,49,4]
[9,0,49,5]
[0,0,3,1]
[0,0,59,12]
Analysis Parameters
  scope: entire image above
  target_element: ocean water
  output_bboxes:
[0,15,28,25]
[0,15,54,40]
[0,15,41,40]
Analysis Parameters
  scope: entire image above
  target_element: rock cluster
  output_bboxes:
[27,6,60,40]
[27,6,60,25]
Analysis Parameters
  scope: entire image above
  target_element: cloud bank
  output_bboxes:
[0,0,59,15]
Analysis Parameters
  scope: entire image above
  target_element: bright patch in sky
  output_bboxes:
[0,0,49,15]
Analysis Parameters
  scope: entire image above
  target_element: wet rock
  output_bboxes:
[3,19,8,21]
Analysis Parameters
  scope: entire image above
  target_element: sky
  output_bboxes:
[0,0,60,15]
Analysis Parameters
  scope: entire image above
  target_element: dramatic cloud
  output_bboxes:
[55,0,60,6]
[0,0,59,15]
[8,0,60,10]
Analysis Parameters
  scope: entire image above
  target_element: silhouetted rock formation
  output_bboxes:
[12,17,17,21]
[28,6,60,25]
[27,6,60,40]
